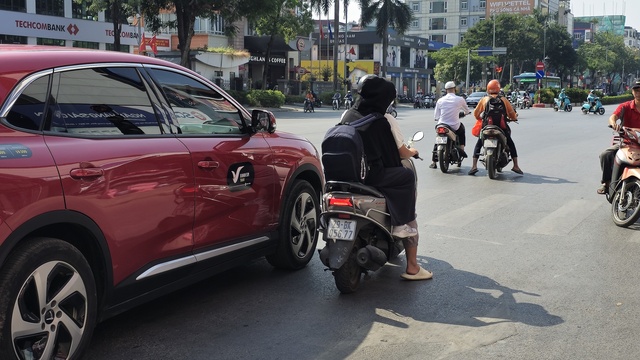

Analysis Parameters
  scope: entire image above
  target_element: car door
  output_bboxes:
[43,65,195,285]
[146,68,277,252]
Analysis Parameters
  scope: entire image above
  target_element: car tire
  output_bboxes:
[0,237,97,360]
[266,180,319,270]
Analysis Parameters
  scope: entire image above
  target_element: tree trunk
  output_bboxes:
[175,3,195,69]
[263,35,276,90]
[333,1,340,91]
[111,2,121,51]
[382,28,388,78]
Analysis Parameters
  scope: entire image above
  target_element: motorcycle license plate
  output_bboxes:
[327,218,356,241]
[484,139,498,148]
[435,136,448,144]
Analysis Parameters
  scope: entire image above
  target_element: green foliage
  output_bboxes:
[286,95,305,104]
[226,90,248,104]
[534,88,556,104]
[601,93,633,105]
[246,90,286,107]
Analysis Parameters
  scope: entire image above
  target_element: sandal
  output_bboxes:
[468,168,478,175]
[511,168,523,175]
[596,183,608,195]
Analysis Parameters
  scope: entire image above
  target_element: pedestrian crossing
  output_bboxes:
[525,199,601,236]
[425,194,523,227]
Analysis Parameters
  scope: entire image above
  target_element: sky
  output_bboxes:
[337,0,640,30]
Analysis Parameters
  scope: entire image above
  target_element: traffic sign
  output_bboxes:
[536,70,545,79]
[536,61,545,71]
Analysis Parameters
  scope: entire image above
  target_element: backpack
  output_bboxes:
[482,96,508,130]
[321,113,381,183]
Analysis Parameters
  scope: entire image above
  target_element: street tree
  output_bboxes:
[359,0,413,79]
[141,0,266,68]
[76,0,139,52]
[308,0,347,90]
[253,0,314,90]
[430,46,483,87]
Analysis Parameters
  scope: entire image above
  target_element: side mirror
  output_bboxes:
[251,109,276,133]
[411,131,424,142]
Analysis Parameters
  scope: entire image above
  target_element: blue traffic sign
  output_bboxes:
[535,70,545,79]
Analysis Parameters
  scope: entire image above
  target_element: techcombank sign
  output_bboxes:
[0,10,142,45]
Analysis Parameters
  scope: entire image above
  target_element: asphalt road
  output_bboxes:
[86,103,640,360]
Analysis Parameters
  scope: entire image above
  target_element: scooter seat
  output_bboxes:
[325,180,385,198]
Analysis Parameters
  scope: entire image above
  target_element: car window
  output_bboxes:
[5,75,50,131]
[49,67,167,136]
[147,68,244,135]
[470,92,486,97]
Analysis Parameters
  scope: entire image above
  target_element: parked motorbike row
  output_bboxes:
[414,94,435,109]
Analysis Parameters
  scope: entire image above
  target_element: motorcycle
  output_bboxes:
[344,97,353,109]
[433,111,468,173]
[517,95,531,109]
[553,96,572,112]
[414,95,426,109]
[480,120,515,180]
[386,104,397,118]
[303,99,314,113]
[606,126,640,227]
[318,131,424,293]
[332,97,341,110]
[581,97,605,115]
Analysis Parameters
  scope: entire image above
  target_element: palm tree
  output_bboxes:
[309,0,350,90]
[359,0,413,78]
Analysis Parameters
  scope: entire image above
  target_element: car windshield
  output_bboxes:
[469,92,486,97]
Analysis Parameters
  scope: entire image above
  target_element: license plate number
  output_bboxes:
[435,136,447,144]
[327,218,356,240]
[484,139,498,148]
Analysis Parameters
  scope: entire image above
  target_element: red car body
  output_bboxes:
[0,45,323,360]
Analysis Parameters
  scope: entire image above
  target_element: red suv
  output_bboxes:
[0,45,323,360]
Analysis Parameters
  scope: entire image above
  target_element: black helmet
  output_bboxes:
[357,74,378,94]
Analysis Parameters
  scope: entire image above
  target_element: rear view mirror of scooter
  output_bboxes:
[408,131,424,160]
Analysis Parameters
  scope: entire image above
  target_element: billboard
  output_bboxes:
[486,0,535,17]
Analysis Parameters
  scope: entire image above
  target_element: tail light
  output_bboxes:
[437,127,448,134]
[328,197,353,207]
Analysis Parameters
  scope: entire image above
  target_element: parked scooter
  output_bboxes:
[606,126,640,227]
[582,97,605,115]
[553,96,572,112]
[318,131,423,293]
[386,104,397,118]
[414,94,426,109]
[480,119,516,180]
[433,111,468,173]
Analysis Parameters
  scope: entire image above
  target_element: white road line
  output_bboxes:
[425,194,523,227]
[525,199,601,236]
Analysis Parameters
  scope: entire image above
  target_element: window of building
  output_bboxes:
[36,0,63,16]
[480,0,486,9]
[430,34,446,43]
[37,38,65,46]
[460,33,465,43]
[0,0,26,12]
[461,0,468,10]
[479,16,485,22]
[104,7,128,24]
[73,41,99,49]
[461,17,467,27]
[0,34,27,44]
[411,20,419,29]
[429,18,446,30]
[430,1,447,13]
[359,43,374,60]
[574,33,582,40]
[411,2,420,12]
[210,14,226,35]
[72,1,97,20]
[400,46,410,67]
[50,67,166,136]
[105,43,131,52]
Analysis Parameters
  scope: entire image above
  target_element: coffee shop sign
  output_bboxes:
[250,55,286,64]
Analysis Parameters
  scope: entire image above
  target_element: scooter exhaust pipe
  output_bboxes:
[356,245,387,271]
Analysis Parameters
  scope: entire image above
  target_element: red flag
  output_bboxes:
[150,35,158,55]
[348,47,356,55]
[139,33,146,52]
[319,21,324,39]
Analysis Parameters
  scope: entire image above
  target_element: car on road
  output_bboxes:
[0,45,324,360]
[465,91,488,107]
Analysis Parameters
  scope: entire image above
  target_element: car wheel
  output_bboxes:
[0,237,97,360]
[266,180,319,269]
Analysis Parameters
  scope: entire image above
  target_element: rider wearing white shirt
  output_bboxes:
[430,81,470,168]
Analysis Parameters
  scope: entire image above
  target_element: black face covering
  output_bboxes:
[356,77,396,115]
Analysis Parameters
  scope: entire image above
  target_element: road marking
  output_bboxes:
[426,194,522,227]
[525,199,600,236]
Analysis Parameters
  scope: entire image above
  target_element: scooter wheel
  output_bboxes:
[334,253,362,294]
[598,108,606,115]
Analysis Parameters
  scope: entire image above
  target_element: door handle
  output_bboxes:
[197,160,219,169]
[70,167,104,179]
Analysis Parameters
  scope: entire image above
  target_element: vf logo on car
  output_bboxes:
[227,162,255,191]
